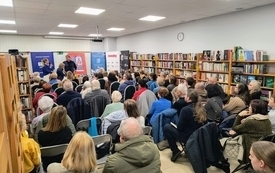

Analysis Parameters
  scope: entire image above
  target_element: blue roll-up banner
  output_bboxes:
[91,52,106,74]
[31,52,54,77]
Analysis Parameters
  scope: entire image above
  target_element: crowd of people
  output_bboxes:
[18,54,275,173]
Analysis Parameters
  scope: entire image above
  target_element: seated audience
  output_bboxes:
[172,84,188,115]
[248,80,262,100]
[204,84,223,122]
[103,71,108,81]
[123,99,145,126]
[223,83,250,115]
[139,70,148,82]
[164,90,207,162]
[81,75,89,84]
[132,79,148,101]
[268,94,275,133]
[103,118,161,173]
[105,72,118,93]
[80,81,92,98]
[56,79,81,107]
[66,71,79,85]
[31,75,41,88]
[167,75,177,92]
[47,131,97,173]
[160,71,169,87]
[118,72,135,99]
[32,96,54,129]
[249,141,275,173]
[149,87,171,125]
[147,73,157,91]
[38,106,73,171]
[84,80,110,102]
[101,91,124,119]
[229,99,272,164]
[19,112,41,173]
[185,77,195,93]
[56,63,65,81]
[32,83,57,110]
[48,73,59,85]
[194,82,208,103]
[206,77,226,99]
[153,77,165,94]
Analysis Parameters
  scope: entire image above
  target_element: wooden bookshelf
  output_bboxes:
[0,54,24,173]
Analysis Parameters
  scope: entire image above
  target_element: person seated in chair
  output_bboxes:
[194,82,208,104]
[101,91,124,119]
[206,77,226,100]
[268,93,275,133]
[118,72,135,99]
[172,84,188,115]
[248,80,262,100]
[48,73,59,85]
[167,75,177,92]
[164,90,207,162]
[147,73,157,91]
[84,80,110,103]
[81,81,92,99]
[103,118,161,173]
[132,79,148,101]
[33,83,57,110]
[153,77,165,94]
[229,99,272,164]
[185,77,195,93]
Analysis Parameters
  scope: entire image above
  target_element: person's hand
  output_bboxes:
[50,63,53,68]
[241,118,246,124]
[239,110,250,117]
[229,130,236,136]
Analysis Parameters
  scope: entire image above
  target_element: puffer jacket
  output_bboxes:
[103,135,161,173]
[101,110,127,134]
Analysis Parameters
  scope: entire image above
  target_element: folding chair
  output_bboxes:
[110,81,120,94]
[143,126,152,136]
[38,93,57,101]
[40,144,68,171]
[75,84,83,93]
[123,85,136,101]
[51,82,59,91]
[67,98,90,127]
[34,88,43,95]
[92,134,112,165]
[98,79,106,89]
[76,118,102,135]
[54,87,65,97]
[72,81,78,90]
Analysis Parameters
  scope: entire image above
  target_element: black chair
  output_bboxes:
[54,87,65,97]
[76,118,102,135]
[98,79,106,89]
[31,85,40,97]
[51,83,59,91]
[110,81,120,94]
[72,81,78,90]
[123,85,135,101]
[75,85,83,93]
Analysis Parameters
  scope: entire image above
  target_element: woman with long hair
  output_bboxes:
[164,90,207,162]
[124,99,144,126]
[229,99,272,164]
[223,82,250,114]
[249,141,275,173]
[47,131,97,173]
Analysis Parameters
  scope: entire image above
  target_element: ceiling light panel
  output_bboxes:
[0,29,17,33]
[89,34,102,37]
[139,15,166,21]
[58,24,78,28]
[75,7,105,15]
[49,32,64,35]
[0,20,15,24]
[107,28,125,31]
[0,0,13,7]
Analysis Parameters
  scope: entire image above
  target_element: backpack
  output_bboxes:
[106,121,121,143]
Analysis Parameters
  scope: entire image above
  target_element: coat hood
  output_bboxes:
[105,110,127,123]
[115,135,158,167]
[246,114,269,121]
[124,80,135,85]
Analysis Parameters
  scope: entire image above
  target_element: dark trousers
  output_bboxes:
[164,124,181,153]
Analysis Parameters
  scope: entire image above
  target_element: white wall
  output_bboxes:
[116,4,275,58]
[104,37,117,51]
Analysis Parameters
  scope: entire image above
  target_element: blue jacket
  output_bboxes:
[118,80,135,98]
[149,81,158,91]
[42,64,54,76]
[151,108,178,143]
[56,68,65,80]
[149,98,171,125]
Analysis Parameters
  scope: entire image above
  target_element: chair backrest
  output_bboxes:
[72,81,78,90]
[38,93,57,100]
[87,95,109,117]
[51,83,59,91]
[40,144,68,157]
[31,85,40,96]
[76,118,102,134]
[259,133,275,142]
[54,87,65,97]
[34,88,43,95]
[143,126,152,136]
[98,79,106,89]
[110,81,120,94]
[75,84,83,93]
[92,134,112,147]
[67,98,91,127]
[123,85,136,101]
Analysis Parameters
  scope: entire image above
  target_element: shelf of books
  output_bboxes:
[15,55,33,123]
[130,53,156,74]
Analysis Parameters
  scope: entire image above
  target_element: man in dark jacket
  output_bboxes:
[63,55,77,73]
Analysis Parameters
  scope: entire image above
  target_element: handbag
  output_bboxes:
[222,135,244,160]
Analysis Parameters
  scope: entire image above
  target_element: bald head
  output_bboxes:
[119,117,143,142]
[195,82,205,91]
[63,80,73,91]
[208,77,218,84]
[91,80,100,90]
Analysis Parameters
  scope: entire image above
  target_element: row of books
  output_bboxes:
[157,61,173,68]
[232,64,267,74]
[20,97,31,109]
[200,73,229,83]
[132,53,155,60]
[22,110,33,122]
[232,75,274,88]
[234,47,268,61]
[200,62,229,72]
[131,61,141,66]
[17,70,29,81]
[19,83,30,95]
[15,56,27,67]
[157,68,173,75]
[175,62,196,69]
[143,67,155,74]
[143,61,155,67]
[175,71,196,79]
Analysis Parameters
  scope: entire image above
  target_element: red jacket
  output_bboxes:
[132,87,147,101]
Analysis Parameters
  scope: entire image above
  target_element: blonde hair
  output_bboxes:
[33,76,41,83]
[18,112,27,132]
[62,131,97,172]
[41,58,48,66]
[111,91,122,102]
[251,141,275,172]
[43,106,67,132]
[66,71,74,81]
[124,99,140,118]
[249,80,261,93]
[49,73,57,80]
[59,63,65,68]
[157,77,165,86]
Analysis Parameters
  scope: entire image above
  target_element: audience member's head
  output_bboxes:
[250,141,275,173]
[149,73,157,81]
[176,84,187,98]
[108,72,118,82]
[134,72,140,79]
[38,96,54,113]
[32,72,40,78]
[235,82,250,105]
[194,82,205,92]
[82,76,89,84]
[208,77,218,85]
[61,131,97,173]
[18,112,27,132]
[59,62,65,69]
[185,77,195,88]
[169,75,177,85]
[65,55,71,61]
[268,93,275,108]
[111,91,122,103]
[123,72,132,81]
[249,99,268,115]
[33,76,41,83]
[138,79,147,88]
[49,73,57,81]
[43,106,67,132]
[42,83,52,93]
[91,80,100,90]
[97,72,103,79]
[38,80,47,88]
[124,99,140,118]
[205,84,221,98]
[83,81,92,90]
[157,77,165,87]
[160,71,167,79]
[248,80,261,93]
[103,71,108,78]
[118,117,143,143]
[66,71,74,81]
[114,70,119,77]
[158,87,169,98]
[63,80,73,91]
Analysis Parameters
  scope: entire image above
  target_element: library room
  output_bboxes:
[1,0,275,173]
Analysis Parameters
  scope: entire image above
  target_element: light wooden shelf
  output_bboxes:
[174,60,196,62]
[157,59,174,61]
[200,60,229,63]
[232,61,275,64]
[232,72,275,77]
[142,59,155,61]
[175,68,196,71]
[18,80,29,83]
[157,67,173,70]
[200,70,229,74]
[19,94,30,97]
[198,79,228,85]
[131,65,141,67]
